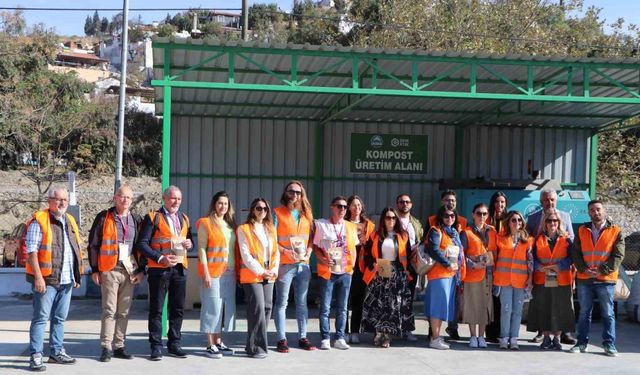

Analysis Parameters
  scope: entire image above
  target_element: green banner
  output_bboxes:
[350,133,428,174]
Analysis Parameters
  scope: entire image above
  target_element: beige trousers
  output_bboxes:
[100,267,135,349]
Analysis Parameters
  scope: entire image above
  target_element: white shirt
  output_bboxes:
[313,218,359,275]
[237,223,279,277]
[381,232,397,260]
[399,216,417,246]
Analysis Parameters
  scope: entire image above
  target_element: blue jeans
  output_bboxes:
[319,273,352,340]
[29,283,73,355]
[576,282,616,346]
[275,263,311,340]
[499,286,525,339]
[219,270,237,333]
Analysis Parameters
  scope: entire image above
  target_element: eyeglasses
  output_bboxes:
[397,200,412,205]
[333,204,348,210]
[474,211,489,216]
[49,198,68,203]
[254,206,268,212]
[545,219,559,223]
[510,217,524,223]
[384,216,397,221]
[442,214,455,219]
[287,190,302,196]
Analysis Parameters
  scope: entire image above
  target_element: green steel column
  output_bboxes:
[311,122,325,273]
[589,132,598,199]
[161,47,172,337]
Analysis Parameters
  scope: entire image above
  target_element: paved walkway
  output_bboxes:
[1,297,639,374]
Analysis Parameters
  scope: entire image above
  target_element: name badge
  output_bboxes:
[118,243,130,262]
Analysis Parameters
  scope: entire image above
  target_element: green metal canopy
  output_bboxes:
[151,37,640,198]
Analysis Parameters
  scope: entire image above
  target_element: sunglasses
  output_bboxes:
[474,211,489,216]
[545,219,559,223]
[442,214,455,219]
[510,217,524,223]
[287,190,302,196]
[334,204,348,210]
[397,200,412,205]
[254,206,268,212]
[384,216,397,221]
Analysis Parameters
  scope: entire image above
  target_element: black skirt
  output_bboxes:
[527,284,576,333]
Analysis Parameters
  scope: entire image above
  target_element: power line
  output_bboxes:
[0,7,241,12]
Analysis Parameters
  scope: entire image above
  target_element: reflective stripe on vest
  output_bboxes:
[493,235,531,288]
[426,227,457,281]
[576,225,620,282]
[462,226,497,283]
[195,217,228,278]
[316,221,357,280]
[25,209,83,277]
[147,211,190,269]
[274,206,312,265]
[98,211,119,272]
[532,235,572,286]
[363,232,410,285]
[237,223,278,284]
[356,220,376,273]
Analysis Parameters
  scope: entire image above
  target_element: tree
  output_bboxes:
[100,17,110,34]
[0,9,26,36]
[156,23,177,37]
[84,15,95,36]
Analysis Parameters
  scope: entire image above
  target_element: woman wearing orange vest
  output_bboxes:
[360,207,414,348]
[237,198,280,359]
[460,203,497,349]
[526,209,575,350]
[196,191,237,359]
[344,194,375,345]
[273,181,315,353]
[312,196,358,351]
[485,191,508,343]
[424,205,466,350]
[494,210,533,350]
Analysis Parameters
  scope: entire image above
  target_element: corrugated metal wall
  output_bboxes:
[169,117,591,224]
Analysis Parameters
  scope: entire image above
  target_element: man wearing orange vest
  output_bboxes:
[427,190,467,340]
[26,187,84,371]
[88,185,144,362]
[137,186,193,361]
[312,196,359,351]
[273,181,316,353]
[570,200,624,357]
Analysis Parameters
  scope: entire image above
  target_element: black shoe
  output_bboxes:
[113,347,133,360]
[99,348,112,362]
[561,332,577,345]
[530,332,544,343]
[168,346,187,358]
[48,349,76,365]
[149,347,163,361]
[445,327,461,340]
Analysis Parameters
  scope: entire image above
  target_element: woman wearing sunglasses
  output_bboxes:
[236,198,279,359]
[460,203,497,349]
[360,207,415,348]
[485,191,508,343]
[494,210,533,350]
[424,205,466,350]
[526,209,575,350]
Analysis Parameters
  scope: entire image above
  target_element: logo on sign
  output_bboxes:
[370,135,383,148]
[391,138,409,147]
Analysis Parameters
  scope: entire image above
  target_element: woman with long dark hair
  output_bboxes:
[486,191,508,343]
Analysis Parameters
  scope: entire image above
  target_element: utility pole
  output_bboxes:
[242,0,248,41]
[115,0,129,192]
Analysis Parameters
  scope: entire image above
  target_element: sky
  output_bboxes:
[7,0,640,37]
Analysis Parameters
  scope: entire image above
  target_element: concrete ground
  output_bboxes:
[1,296,639,375]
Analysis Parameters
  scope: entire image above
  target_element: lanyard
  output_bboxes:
[331,221,344,248]
[115,213,129,243]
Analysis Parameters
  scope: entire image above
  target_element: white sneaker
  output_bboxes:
[333,338,350,350]
[319,339,331,350]
[350,333,360,344]
[469,336,478,348]
[499,338,509,349]
[404,331,418,342]
[429,337,450,350]
[509,337,519,350]
[477,337,488,348]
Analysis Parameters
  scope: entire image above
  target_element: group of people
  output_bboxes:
[23,183,625,371]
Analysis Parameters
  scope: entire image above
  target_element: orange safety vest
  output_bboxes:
[576,224,621,282]
[426,227,466,281]
[274,206,312,265]
[462,226,497,283]
[237,223,278,284]
[356,220,376,273]
[98,210,120,272]
[195,217,229,278]
[362,231,410,285]
[26,210,83,277]
[494,235,532,288]
[147,211,190,269]
[532,235,572,286]
[429,214,467,233]
[316,221,357,280]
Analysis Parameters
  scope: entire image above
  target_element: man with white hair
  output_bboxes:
[26,187,84,371]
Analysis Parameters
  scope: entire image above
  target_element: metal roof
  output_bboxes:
[152,37,640,130]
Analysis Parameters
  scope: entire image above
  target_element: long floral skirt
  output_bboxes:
[360,261,415,335]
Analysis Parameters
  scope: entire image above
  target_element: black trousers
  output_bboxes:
[243,282,274,356]
[147,266,187,349]
[485,295,501,340]
[346,264,366,334]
